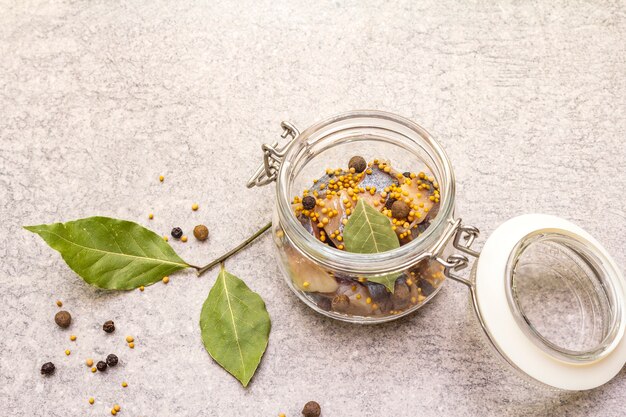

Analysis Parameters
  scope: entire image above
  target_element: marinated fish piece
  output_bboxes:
[285,247,339,293]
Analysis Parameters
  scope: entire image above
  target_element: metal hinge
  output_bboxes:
[436,223,480,287]
[246,121,300,188]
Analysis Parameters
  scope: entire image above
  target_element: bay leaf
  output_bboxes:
[24,216,189,290]
[343,199,400,292]
[200,267,270,387]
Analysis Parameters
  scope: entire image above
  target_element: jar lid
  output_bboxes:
[474,214,626,390]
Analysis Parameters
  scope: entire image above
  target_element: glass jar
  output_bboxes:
[248,110,626,390]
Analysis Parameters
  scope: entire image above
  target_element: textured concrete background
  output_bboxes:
[1,1,625,416]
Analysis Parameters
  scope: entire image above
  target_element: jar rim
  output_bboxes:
[275,110,457,274]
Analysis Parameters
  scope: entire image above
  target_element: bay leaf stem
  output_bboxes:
[195,222,272,276]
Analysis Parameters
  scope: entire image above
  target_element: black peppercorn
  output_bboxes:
[302,195,316,210]
[384,198,396,210]
[102,320,115,333]
[54,311,72,328]
[171,227,183,239]
[348,156,367,173]
[41,362,55,375]
[96,361,107,372]
[106,354,118,367]
[403,171,411,178]
[302,401,321,417]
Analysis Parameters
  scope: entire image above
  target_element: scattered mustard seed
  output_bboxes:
[128,342,135,349]
[114,404,121,412]
[126,336,134,343]
[91,367,97,373]
[163,236,169,242]
[139,286,145,292]
[148,213,154,220]
[181,235,188,242]
[162,276,169,284]
[89,397,94,405]
[86,359,94,367]
[159,175,164,182]
[65,349,71,356]
[111,410,117,416]
[70,335,77,341]
[191,203,199,211]
[122,382,128,388]
[56,300,63,307]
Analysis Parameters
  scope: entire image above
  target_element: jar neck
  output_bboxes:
[275,110,457,275]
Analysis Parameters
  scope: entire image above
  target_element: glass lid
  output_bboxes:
[472,214,626,390]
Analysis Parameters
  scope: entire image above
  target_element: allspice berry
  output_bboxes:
[193,225,209,241]
[391,200,410,219]
[54,311,72,328]
[331,294,350,312]
[348,156,367,173]
[102,320,115,333]
[302,401,321,417]
[302,195,316,210]
[41,362,55,375]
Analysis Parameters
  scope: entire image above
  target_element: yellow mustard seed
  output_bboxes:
[126,336,134,343]
[139,286,144,292]
[56,300,63,307]
[338,244,344,250]
[159,175,164,182]
[279,414,286,417]
[162,276,169,284]
[65,349,70,356]
[181,235,188,242]
[86,359,94,367]
[128,342,135,349]
[148,213,154,219]
[192,203,199,211]
[366,297,372,304]
[89,398,94,405]
[70,335,77,341]
[303,281,310,288]
[91,367,97,373]
[163,235,169,242]
[111,410,117,416]
[356,294,362,300]
[122,382,128,388]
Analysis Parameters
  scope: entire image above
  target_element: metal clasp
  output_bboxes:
[437,223,481,287]
[246,121,300,188]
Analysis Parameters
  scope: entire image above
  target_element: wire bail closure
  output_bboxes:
[246,121,300,188]
[437,223,481,287]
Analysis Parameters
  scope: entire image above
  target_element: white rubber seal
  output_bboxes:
[474,214,626,390]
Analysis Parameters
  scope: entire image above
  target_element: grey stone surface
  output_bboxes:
[1,0,625,416]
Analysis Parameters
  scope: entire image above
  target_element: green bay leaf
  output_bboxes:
[343,199,400,292]
[200,267,271,387]
[24,216,189,290]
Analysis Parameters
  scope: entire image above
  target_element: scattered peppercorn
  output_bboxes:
[192,203,199,211]
[171,227,183,239]
[181,235,188,243]
[96,361,107,372]
[56,300,63,307]
[54,311,72,328]
[302,401,321,417]
[348,155,367,173]
[106,354,118,367]
[384,198,396,210]
[103,320,115,333]
[86,358,94,367]
[403,171,411,178]
[193,225,209,241]
[391,200,410,219]
[41,362,55,375]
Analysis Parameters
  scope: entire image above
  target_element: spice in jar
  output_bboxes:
[54,311,72,328]
[40,362,55,375]
[103,320,115,333]
[193,224,209,241]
